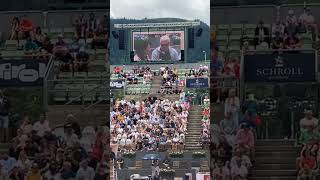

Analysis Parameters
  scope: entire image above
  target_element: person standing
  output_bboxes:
[299,110,319,145]
[0,91,10,143]
[224,89,240,128]
[151,162,160,180]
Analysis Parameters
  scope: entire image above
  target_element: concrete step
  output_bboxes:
[251,170,296,176]
[255,158,296,164]
[256,140,295,146]
[254,163,296,170]
[255,146,300,152]
[185,136,201,139]
[249,176,297,180]
[256,152,299,158]
[184,147,203,150]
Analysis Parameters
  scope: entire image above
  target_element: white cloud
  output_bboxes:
[111,0,210,25]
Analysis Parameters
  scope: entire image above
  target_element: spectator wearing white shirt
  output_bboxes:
[63,127,79,147]
[231,160,248,180]
[299,7,318,40]
[76,160,95,180]
[32,116,51,137]
[272,20,285,37]
[43,163,61,180]
[231,148,252,169]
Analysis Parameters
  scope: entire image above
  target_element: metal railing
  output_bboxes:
[160,85,184,94]
[43,55,55,112]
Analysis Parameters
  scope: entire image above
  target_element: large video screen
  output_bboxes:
[132,31,184,61]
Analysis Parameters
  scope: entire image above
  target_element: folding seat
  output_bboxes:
[230,24,243,36]
[217,24,230,36]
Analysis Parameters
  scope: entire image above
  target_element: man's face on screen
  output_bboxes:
[160,39,170,51]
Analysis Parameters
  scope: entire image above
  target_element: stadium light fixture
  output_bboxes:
[114,21,200,29]
[203,50,207,62]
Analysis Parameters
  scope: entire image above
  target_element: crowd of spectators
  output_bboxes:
[160,66,185,88]
[112,66,153,85]
[211,46,240,103]
[296,110,320,179]
[110,94,190,152]
[199,96,210,148]
[211,90,259,179]
[8,12,108,73]
[160,66,209,95]
[0,114,109,180]
[248,7,318,51]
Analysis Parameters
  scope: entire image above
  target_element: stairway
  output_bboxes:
[184,105,203,150]
[149,75,162,95]
[110,160,115,180]
[249,139,300,180]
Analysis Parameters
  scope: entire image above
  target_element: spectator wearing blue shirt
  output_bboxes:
[0,153,16,173]
[211,47,224,76]
[24,37,39,54]
[211,47,224,103]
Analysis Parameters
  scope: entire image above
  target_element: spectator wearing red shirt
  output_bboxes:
[284,35,302,49]
[298,148,316,179]
[233,59,240,79]
[19,17,34,39]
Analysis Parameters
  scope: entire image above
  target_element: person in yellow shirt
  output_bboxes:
[26,163,43,180]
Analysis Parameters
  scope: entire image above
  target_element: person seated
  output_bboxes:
[33,27,44,47]
[231,159,248,180]
[272,20,285,37]
[298,147,317,180]
[235,123,255,161]
[242,41,254,54]
[299,7,318,40]
[271,32,284,50]
[56,50,74,72]
[19,16,34,39]
[284,35,302,50]
[254,20,270,48]
[32,116,51,137]
[41,37,54,54]
[220,113,237,147]
[69,38,81,55]
[24,37,39,55]
[74,48,90,72]
[212,159,231,180]
[54,35,68,56]
[231,147,252,170]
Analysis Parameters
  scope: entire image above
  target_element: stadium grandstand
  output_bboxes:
[211,1,320,180]
[109,19,210,179]
[0,5,109,180]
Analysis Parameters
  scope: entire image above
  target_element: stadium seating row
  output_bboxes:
[125,86,151,95]
[52,83,106,102]
[214,23,314,51]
